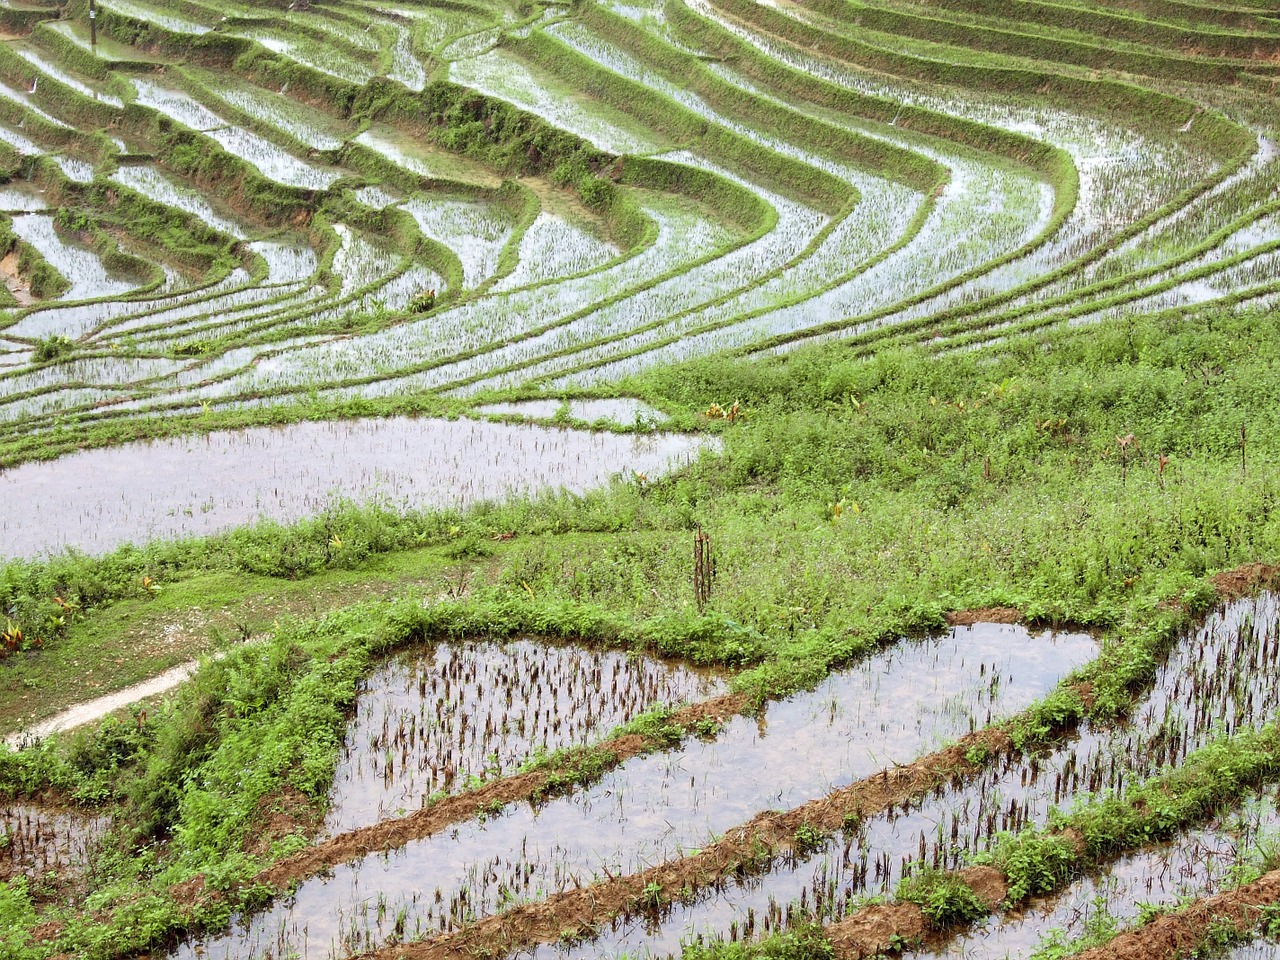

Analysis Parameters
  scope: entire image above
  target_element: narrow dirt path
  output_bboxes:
[3,658,212,749]
[5,660,200,752]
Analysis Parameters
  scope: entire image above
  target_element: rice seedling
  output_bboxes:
[0,0,1277,955]
[322,638,728,835]
[170,622,1095,959]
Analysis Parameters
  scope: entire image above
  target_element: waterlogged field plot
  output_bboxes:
[523,595,1280,960]
[323,639,728,835]
[174,623,1096,959]
[447,49,665,154]
[0,416,715,558]
[0,0,1266,430]
[110,165,251,239]
[9,215,139,301]
[402,195,513,289]
[475,397,669,426]
[1,803,111,881]
[907,791,1280,959]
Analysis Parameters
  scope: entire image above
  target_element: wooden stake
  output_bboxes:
[693,527,713,612]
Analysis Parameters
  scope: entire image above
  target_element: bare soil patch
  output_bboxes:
[946,607,1022,625]
[959,865,1008,907]
[1211,562,1280,600]
[0,250,34,306]
[828,902,928,959]
[824,865,1007,958]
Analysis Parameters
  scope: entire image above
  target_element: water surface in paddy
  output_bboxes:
[47,20,168,62]
[1226,941,1280,959]
[905,792,1280,960]
[0,416,716,559]
[572,594,1280,959]
[474,398,668,427]
[171,622,1096,959]
[2,802,111,880]
[322,639,729,836]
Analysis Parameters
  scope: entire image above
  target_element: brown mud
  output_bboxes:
[946,607,1022,626]
[1212,563,1280,601]
[244,786,321,858]
[0,249,35,306]
[826,866,1006,959]
[1074,868,1280,960]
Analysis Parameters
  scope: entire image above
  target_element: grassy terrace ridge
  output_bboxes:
[507,31,855,214]
[704,0,1253,161]
[900,0,1280,56]
[758,723,1280,959]
[688,0,1259,358]
[791,0,1265,85]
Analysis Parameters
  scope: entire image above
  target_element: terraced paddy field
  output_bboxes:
[4,0,1280,956]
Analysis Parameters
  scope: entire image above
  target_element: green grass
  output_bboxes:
[3,302,1280,952]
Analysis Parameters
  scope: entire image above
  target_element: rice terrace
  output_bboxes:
[5,0,1280,955]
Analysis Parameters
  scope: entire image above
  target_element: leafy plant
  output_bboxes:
[32,335,74,364]
[897,868,989,927]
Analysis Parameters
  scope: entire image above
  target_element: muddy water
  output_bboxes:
[323,640,728,836]
[573,594,1280,959]
[169,623,1096,960]
[0,417,717,560]
[907,786,1280,959]
[1,802,111,880]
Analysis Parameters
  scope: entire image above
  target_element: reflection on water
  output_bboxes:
[171,622,1095,960]
[0,416,717,559]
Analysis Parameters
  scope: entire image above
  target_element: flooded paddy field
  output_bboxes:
[0,416,715,558]
[171,622,1097,959]
[544,592,1280,959]
[0,0,1268,432]
[1,802,110,883]
[322,639,730,835]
